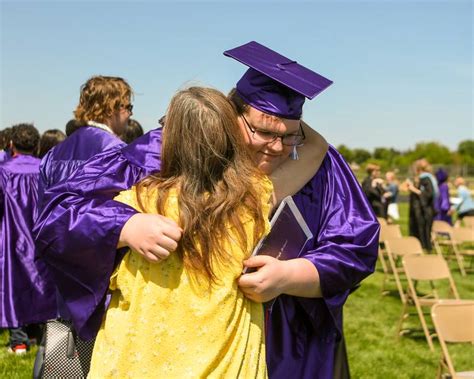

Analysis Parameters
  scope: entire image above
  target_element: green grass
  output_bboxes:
[0,334,37,379]
[1,202,473,378]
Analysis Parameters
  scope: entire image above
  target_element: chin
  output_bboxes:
[257,161,277,175]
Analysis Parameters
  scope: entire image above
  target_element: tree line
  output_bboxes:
[337,140,474,177]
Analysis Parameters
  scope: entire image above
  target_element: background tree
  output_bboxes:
[352,148,372,164]
[408,142,453,165]
[457,140,474,175]
[337,144,354,163]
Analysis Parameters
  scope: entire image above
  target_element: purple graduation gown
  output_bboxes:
[34,129,161,338]
[434,182,452,225]
[0,154,56,327]
[267,147,379,378]
[35,126,127,320]
[34,129,379,378]
[0,150,10,163]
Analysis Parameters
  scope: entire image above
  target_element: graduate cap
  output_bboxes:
[224,41,333,120]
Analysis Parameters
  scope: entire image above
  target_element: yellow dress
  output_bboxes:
[88,179,272,379]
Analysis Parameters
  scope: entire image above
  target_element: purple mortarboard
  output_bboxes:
[436,168,448,184]
[224,41,333,120]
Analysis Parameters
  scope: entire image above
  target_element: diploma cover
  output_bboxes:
[244,196,313,273]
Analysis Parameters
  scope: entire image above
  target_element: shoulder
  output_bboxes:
[115,187,140,210]
[115,184,163,214]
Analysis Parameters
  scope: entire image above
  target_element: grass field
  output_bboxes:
[1,203,473,378]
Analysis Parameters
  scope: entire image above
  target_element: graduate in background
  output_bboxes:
[361,163,388,219]
[0,124,54,353]
[406,158,438,251]
[34,42,379,378]
[0,127,12,163]
[434,168,453,225]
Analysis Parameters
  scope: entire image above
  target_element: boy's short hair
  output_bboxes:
[11,123,40,154]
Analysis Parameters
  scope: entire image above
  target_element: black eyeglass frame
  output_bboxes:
[241,114,305,147]
[123,104,134,113]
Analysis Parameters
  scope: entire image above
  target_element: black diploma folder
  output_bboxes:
[244,196,313,273]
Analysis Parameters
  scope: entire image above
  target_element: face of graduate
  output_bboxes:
[110,101,133,135]
[238,106,300,175]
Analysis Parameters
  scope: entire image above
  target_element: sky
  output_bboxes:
[1,0,472,151]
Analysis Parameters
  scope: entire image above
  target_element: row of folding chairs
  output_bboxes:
[378,215,474,229]
[431,220,474,276]
[377,223,470,349]
[377,219,474,375]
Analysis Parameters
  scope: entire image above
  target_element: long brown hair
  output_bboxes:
[136,87,267,284]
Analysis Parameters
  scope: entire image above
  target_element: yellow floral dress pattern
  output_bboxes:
[88,179,272,379]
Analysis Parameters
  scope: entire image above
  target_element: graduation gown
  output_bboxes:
[34,129,161,338]
[0,154,56,327]
[409,176,436,250]
[35,125,126,320]
[0,150,10,163]
[361,176,386,218]
[434,182,452,225]
[34,129,379,378]
[267,147,379,378]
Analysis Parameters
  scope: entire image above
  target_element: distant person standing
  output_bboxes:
[406,158,438,250]
[0,127,12,162]
[385,171,400,221]
[454,176,474,220]
[434,168,453,225]
[0,123,54,354]
[362,163,387,218]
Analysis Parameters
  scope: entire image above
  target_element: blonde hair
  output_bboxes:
[136,87,267,284]
[74,76,132,125]
[413,158,431,174]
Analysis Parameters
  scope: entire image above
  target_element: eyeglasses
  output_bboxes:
[123,104,133,113]
[241,115,305,146]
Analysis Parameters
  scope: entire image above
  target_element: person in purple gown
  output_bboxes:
[0,123,54,353]
[0,127,12,163]
[34,42,379,378]
[434,168,453,225]
[36,76,144,319]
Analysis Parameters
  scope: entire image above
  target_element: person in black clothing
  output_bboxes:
[406,158,438,251]
[362,163,387,218]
